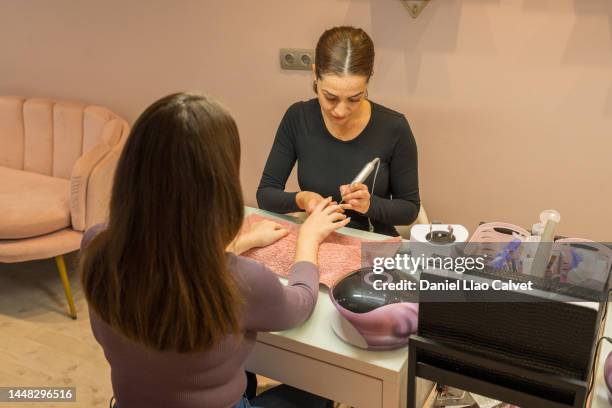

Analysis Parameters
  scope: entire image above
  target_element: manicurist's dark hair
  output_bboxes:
[314,26,375,92]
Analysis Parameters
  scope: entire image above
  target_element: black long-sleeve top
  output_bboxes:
[256,98,420,236]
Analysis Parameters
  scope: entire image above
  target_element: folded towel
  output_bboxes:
[242,214,401,287]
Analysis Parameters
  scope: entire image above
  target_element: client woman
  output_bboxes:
[257,26,420,236]
[80,93,350,408]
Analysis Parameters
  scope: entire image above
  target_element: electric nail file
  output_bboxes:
[339,157,380,205]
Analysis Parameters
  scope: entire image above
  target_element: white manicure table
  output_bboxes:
[243,207,433,408]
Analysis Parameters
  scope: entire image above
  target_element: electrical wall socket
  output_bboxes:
[280,48,314,71]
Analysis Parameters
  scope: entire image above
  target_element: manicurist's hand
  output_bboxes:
[339,183,371,214]
[295,197,351,265]
[295,191,325,214]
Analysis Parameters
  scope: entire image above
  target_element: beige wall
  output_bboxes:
[1,0,611,240]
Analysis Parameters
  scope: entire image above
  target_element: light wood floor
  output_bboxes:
[0,252,112,408]
[0,254,349,408]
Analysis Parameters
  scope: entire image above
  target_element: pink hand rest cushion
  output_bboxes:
[241,214,401,287]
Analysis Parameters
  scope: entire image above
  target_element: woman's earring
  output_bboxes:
[365,89,369,99]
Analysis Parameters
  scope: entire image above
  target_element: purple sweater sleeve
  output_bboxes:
[235,256,320,332]
[81,223,107,250]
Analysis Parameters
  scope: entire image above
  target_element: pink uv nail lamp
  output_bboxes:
[329,267,419,350]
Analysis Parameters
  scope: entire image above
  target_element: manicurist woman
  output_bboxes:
[80,93,349,408]
[257,26,420,236]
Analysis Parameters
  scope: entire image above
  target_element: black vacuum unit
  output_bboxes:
[416,268,607,405]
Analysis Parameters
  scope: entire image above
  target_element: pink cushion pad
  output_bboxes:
[0,228,82,263]
[0,166,70,239]
[242,214,401,287]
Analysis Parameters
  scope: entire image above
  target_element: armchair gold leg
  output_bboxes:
[55,255,77,319]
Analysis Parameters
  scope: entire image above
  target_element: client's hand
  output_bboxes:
[339,183,371,214]
[227,220,288,255]
[295,197,351,265]
[301,197,351,244]
[246,220,289,248]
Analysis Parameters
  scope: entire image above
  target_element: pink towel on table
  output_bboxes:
[241,214,401,287]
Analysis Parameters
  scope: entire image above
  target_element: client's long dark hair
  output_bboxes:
[81,93,244,352]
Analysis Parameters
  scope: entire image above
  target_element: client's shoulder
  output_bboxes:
[81,223,107,250]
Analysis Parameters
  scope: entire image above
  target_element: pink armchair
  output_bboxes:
[0,96,129,318]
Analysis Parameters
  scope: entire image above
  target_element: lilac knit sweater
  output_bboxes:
[87,238,319,408]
